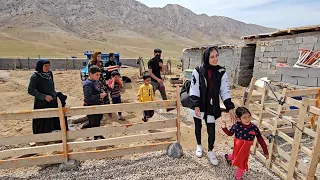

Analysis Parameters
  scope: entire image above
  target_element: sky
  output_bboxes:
[137,0,320,29]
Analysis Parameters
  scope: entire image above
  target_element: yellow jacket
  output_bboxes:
[138,84,154,102]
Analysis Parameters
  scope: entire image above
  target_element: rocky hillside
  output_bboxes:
[0,0,276,45]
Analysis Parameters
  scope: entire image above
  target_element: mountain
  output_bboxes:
[0,0,276,57]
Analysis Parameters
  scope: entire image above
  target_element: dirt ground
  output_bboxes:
[0,67,244,150]
[0,67,282,179]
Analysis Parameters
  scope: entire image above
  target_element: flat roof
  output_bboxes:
[242,25,320,40]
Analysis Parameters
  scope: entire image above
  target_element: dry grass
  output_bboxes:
[0,28,192,58]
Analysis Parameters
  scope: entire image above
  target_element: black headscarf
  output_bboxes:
[35,59,52,80]
[203,47,219,70]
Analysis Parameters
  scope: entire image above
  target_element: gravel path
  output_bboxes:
[0,150,280,180]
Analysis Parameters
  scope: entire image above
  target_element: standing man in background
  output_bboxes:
[148,48,174,112]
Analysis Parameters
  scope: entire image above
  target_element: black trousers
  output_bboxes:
[194,117,215,151]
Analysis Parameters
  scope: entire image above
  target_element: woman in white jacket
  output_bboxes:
[189,47,236,165]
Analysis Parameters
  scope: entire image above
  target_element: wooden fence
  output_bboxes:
[0,87,181,169]
[245,77,320,180]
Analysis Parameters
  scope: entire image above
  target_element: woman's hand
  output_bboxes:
[229,109,236,124]
[195,107,201,118]
[45,95,53,102]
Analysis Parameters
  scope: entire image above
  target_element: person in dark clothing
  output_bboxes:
[88,51,111,106]
[189,47,236,165]
[147,48,173,112]
[105,53,118,80]
[28,59,68,134]
[108,71,124,120]
[82,65,107,140]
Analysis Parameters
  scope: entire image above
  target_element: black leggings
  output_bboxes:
[194,117,216,151]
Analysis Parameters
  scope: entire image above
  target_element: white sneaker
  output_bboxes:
[195,145,203,158]
[207,151,219,166]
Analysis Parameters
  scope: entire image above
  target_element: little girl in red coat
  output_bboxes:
[222,107,269,180]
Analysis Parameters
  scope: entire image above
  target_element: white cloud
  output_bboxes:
[137,0,320,29]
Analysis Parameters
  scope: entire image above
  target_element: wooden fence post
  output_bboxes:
[176,86,181,143]
[252,82,267,153]
[57,98,69,163]
[287,98,309,180]
[306,115,320,180]
[27,57,30,70]
[244,77,256,108]
[266,88,287,168]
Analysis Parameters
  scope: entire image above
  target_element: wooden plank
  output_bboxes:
[57,99,68,163]
[175,86,181,143]
[271,164,288,180]
[0,132,61,146]
[285,88,320,97]
[253,84,267,153]
[303,127,316,138]
[287,98,308,180]
[69,142,172,161]
[68,131,176,150]
[309,106,320,116]
[64,100,177,117]
[307,116,320,179]
[0,154,64,169]
[0,100,177,121]
[0,144,62,159]
[245,77,256,109]
[266,88,287,168]
[67,119,176,140]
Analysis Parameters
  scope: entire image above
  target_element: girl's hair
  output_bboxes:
[235,107,251,118]
[89,65,101,74]
[91,51,102,61]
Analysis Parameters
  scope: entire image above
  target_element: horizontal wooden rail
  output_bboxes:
[68,131,176,150]
[68,119,176,140]
[0,100,177,121]
[0,132,61,146]
[285,88,320,97]
[0,154,64,169]
[0,131,176,159]
[68,142,172,161]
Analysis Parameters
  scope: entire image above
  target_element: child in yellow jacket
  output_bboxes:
[138,74,155,122]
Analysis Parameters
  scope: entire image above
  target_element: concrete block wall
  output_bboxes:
[0,58,138,70]
[253,33,320,79]
[182,46,255,86]
[269,67,320,87]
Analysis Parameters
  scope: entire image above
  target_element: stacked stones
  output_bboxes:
[253,34,320,79]
[269,67,320,87]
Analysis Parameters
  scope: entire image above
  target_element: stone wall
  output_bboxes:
[182,46,255,86]
[253,32,320,79]
[268,67,320,87]
[0,58,138,70]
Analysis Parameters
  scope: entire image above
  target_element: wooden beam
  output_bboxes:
[285,88,320,97]
[0,143,62,159]
[267,88,287,168]
[307,116,320,179]
[69,142,172,161]
[67,119,177,140]
[0,132,61,146]
[271,164,288,180]
[175,86,181,143]
[64,100,177,117]
[253,84,267,153]
[287,98,309,180]
[0,100,177,121]
[0,154,64,169]
[68,131,176,150]
[58,99,68,163]
[245,77,256,109]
